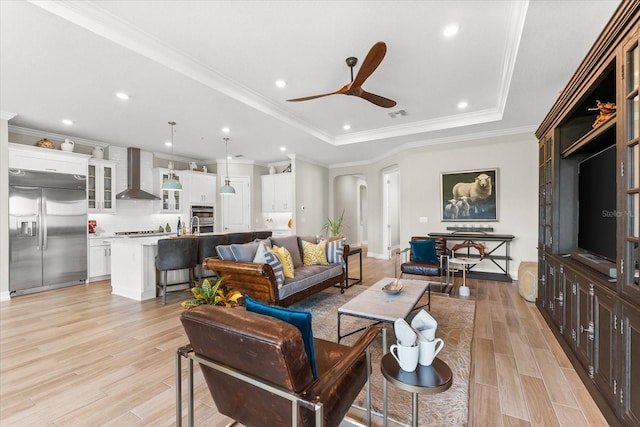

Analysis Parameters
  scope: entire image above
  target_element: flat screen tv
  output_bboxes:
[578,144,617,262]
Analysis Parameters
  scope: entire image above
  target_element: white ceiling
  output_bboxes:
[0,1,621,167]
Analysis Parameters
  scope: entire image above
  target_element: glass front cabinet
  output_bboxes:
[153,168,182,213]
[87,159,116,213]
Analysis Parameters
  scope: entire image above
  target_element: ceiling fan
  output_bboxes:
[287,41,397,108]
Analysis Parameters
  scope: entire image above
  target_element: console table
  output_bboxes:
[428,232,515,282]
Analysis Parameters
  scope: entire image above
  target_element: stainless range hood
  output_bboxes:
[116,147,160,200]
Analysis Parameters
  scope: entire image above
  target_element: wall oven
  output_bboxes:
[190,205,214,233]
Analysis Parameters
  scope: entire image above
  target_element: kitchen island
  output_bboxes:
[110,235,190,301]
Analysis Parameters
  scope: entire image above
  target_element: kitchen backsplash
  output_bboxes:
[89,200,183,234]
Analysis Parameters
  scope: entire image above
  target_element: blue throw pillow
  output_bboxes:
[410,239,438,263]
[244,295,318,379]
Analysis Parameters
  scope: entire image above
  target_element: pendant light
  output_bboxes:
[220,137,236,195]
[162,121,182,191]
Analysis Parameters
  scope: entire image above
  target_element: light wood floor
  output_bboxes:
[0,255,609,426]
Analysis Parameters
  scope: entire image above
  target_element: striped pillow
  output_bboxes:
[325,238,345,265]
[254,243,285,288]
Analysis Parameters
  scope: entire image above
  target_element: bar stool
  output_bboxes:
[197,235,229,282]
[155,238,199,305]
[253,230,273,240]
[226,232,254,244]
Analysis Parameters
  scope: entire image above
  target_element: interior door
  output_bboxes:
[383,169,400,259]
[221,176,251,232]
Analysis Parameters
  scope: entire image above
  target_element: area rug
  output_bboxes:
[291,285,475,427]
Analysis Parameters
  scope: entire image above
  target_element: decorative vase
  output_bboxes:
[92,146,104,159]
[60,139,74,152]
[269,166,276,175]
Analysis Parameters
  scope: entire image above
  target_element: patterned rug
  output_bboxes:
[291,285,475,427]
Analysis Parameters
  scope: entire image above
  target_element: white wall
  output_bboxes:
[330,132,538,278]
[294,157,329,237]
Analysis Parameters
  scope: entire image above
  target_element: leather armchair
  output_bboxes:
[397,236,450,290]
[179,305,380,427]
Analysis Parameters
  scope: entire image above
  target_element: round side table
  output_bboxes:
[448,256,476,297]
[380,353,453,427]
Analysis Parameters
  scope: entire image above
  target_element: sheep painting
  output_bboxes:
[441,169,498,220]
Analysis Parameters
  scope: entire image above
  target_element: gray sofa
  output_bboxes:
[204,235,348,306]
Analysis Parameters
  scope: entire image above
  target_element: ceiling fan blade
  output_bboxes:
[287,85,349,102]
[358,90,397,108]
[351,41,387,88]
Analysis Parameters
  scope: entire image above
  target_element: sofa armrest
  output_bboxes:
[203,258,279,304]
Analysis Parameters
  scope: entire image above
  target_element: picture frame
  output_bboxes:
[440,168,498,221]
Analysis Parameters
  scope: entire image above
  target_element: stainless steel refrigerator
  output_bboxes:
[9,169,87,294]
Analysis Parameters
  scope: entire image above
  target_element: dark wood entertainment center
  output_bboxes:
[535,2,639,426]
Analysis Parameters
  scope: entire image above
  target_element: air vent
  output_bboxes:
[388,109,408,118]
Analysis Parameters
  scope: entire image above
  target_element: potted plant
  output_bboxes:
[322,209,345,238]
[181,276,243,309]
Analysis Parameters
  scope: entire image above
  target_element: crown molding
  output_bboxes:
[329,124,537,169]
[8,125,110,148]
[1,111,17,121]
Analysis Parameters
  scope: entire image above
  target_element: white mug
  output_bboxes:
[411,310,438,342]
[418,337,444,366]
[390,342,419,372]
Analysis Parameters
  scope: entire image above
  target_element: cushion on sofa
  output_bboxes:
[301,240,328,266]
[253,242,285,288]
[325,238,345,265]
[216,244,235,261]
[270,235,303,268]
[231,241,260,262]
[245,295,317,379]
[273,245,295,278]
[279,264,343,300]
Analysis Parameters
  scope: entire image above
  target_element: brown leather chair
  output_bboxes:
[397,236,450,292]
[180,305,380,427]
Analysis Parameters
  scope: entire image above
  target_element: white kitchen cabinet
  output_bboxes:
[88,159,116,212]
[261,173,292,212]
[9,142,89,175]
[153,168,183,212]
[183,171,216,205]
[89,239,111,281]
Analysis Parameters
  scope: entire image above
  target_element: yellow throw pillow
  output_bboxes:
[273,245,295,278]
[302,240,328,266]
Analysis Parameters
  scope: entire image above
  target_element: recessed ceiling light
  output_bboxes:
[343,124,351,130]
[443,24,459,37]
[457,101,468,109]
[62,119,73,125]
[222,127,230,133]
[165,141,172,147]
[280,146,286,152]
[116,92,130,100]
[275,79,287,88]
[227,155,232,160]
